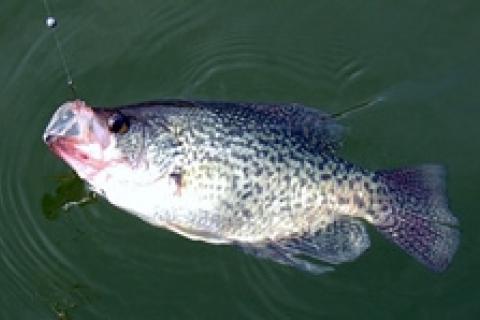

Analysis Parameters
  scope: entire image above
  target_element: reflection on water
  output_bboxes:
[42,172,96,221]
[43,282,93,320]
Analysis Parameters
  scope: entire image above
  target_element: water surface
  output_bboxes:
[0,1,479,319]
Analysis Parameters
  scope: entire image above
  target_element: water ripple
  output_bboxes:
[176,32,369,104]
[0,1,378,318]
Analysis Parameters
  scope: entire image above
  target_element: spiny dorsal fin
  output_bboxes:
[112,99,345,152]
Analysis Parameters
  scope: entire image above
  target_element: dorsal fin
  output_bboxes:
[248,102,344,151]
[199,101,345,152]
[109,99,345,152]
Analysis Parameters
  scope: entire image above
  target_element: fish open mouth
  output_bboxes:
[46,137,114,183]
[43,100,118,180]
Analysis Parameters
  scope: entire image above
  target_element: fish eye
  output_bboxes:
[107,112,130,134]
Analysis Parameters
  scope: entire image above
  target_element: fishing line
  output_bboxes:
[332,96,384,120]
[42,0,77,99]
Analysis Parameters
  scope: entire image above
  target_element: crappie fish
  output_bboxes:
[43,99,460,273]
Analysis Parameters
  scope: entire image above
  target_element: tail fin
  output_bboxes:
[372,165,460,272]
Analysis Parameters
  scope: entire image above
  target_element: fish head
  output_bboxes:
[44,100,197,219]
[43,100,149,184]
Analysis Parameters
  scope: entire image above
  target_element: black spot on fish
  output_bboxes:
[299,178,307,187]
[353,194,365,208]
[364,181,371,191]
[293,167,301,177]
[338,197,350,205]
[241,191,253,200]
[377,186,387,195]
[320,173,331,180]
[366,209,378,220]
[253,183,263,194]
[242,209,252,218]
[169,172,182,182]
[223,202,233,210]
[232,175,240,189]
[243,182,252,190]
[348,180,355,189]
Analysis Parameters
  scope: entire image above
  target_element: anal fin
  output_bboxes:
[240,243,334,274]
[239,217,370,274]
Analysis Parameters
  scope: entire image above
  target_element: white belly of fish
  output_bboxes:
[89,163,230,244]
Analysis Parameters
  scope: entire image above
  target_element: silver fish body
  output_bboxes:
[44,100,460,273]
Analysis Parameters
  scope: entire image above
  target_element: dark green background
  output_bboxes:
[1,1,478,319]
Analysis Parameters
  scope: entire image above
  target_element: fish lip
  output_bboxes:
[44,100,109,161]
[46,136,109,178]
[44,100,132,180]
[47,133,131,182]
[47,136,89,162]
[43,100,93,144]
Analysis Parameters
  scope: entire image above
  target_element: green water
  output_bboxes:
[1,1,479,319]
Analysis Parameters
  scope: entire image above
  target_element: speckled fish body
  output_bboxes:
[43,100,460,273]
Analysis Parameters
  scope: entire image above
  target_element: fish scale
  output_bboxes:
[111,101,376,242]
[43,99,460,273]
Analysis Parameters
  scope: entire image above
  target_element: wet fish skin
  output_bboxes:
[43,99,460,273]
[111,101,368,238]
